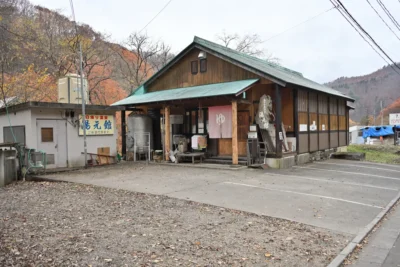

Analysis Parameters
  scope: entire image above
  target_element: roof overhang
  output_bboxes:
[0,101,124,115]
[112,79,259,106]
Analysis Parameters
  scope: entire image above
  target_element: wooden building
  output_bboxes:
[112,36,354,167]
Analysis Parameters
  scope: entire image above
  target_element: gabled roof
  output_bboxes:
[125,36,353,101]
[112,79,259,106]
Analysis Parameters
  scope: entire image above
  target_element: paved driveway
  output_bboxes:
[41,159,400,236]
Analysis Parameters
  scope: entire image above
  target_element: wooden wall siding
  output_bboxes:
[309,92,318,113]
[339,132,347,147]
[298,90,308,112]
[218,139,247,156]
[318,94,328,114]
[218,139,232,156]
[310,133,318,152]
[330,115,338,130]
[318,114,328,131]
[282,87,294,131]
[338,99,346,116]
[147,48,272,92]
[330,131,339,148]
[238,111,250,140]
[339,116,347,130]
[319,132,329,150]
[329,98,338,115]
[298,112,308,131]
[299,134,309,153]
[309,113,318,130]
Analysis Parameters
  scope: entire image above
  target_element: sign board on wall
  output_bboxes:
[389,113,400,125]
[79,115,114,135]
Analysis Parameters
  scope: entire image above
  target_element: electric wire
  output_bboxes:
[366,0,400,41]
[331,0,400,74]
[376,0,400,31]
[265,6,336,42]
[139,0,173,33]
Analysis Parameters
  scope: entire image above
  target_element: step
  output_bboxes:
[203,158,247,166]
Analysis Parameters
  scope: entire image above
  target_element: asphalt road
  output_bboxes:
[40,159,400,236]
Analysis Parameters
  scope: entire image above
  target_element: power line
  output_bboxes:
[139,0,173,33]
[366,0,400,41]
[376,0,400,31]
[331,0,400,73]
[329,0,396,73]
[265,6,336,42]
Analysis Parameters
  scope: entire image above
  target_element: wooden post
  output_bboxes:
[232,100,238,165]
[164,106,171,161]
[307,91,310,152]
[317,94,320,151]
[328,96,331,149]
[293,89,299,153]
[275,84,283,157]
[121,110,126,160]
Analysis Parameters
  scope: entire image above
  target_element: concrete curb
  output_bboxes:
[327,191,400,267]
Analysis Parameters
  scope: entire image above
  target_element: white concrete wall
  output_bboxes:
[0,107,118,168]
[0,109,32,146]
[31,108,118,167]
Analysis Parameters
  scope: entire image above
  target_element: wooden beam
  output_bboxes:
[164,106,171,161]
[121,110,126,160]
[275,84,283,157]
[232,100,238,165]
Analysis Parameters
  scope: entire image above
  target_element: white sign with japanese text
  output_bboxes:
[389,113,400,126]
[79,115,114,135]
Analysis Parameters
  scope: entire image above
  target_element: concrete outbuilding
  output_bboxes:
[0,102,123,168]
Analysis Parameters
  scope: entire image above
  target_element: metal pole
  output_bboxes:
[69,0,87,167]
[78,41,88,168]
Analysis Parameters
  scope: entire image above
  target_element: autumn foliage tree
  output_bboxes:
[1,1,172,106]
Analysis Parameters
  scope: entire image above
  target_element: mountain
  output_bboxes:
[326,65,400,122]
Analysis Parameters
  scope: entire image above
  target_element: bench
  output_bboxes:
[175,152,205,164]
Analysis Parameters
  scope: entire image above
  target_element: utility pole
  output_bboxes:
[381,100,383,126]
[69,0,88,167]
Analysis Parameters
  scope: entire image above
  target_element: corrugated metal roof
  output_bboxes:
[193,36,353,100]
[112,79,258,106]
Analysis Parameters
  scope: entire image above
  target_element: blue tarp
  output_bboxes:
[362,125,400,138]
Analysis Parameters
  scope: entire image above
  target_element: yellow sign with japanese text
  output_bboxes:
[79,115,114,135]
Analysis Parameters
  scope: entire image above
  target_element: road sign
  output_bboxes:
[389,113,400,125]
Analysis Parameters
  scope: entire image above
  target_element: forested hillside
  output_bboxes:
[326,64,400,123]
[0,0,173,106]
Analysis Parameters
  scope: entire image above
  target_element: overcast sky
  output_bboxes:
[30,0,400,83]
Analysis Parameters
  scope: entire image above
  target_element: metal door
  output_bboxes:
[37,120,67,168]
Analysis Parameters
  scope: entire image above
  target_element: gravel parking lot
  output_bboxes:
[0,182,349,266]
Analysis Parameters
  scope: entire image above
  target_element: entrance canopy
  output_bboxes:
[111,79,259,106]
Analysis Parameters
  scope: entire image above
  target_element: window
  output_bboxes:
[358,131,363,137]
[191,60,198,74]
[184,109,208,134]
[41,128,54,142]
[200,58,207,73]
[191,111,197,133]
[3,126,25,145]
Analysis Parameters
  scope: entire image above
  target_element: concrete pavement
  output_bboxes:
[352,203,400,267]
[37,159,400,237]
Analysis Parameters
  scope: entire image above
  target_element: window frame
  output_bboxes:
[191,60,198,74]
[41,127,54,143]
[200,58,207,73]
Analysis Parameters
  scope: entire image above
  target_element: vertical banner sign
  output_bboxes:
[389,113,400,126]
[79,115,114,135]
